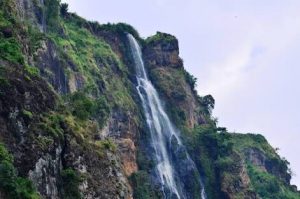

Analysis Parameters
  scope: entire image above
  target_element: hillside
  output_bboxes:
[0,0,299,198]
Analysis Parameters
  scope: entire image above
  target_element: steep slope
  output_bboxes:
[0,0,299,199]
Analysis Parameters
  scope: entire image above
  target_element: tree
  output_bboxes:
[202,94,215,113]
[60,3,69,17]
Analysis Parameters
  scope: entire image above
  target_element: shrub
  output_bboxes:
[98,22,140,39]
[44,0,60,31]
[69,92,96,120]
[24,65,40,77]
[198,95,215,114]
[129,171,162,199]
[0,143,40,199]
[68,92,110,122]
[61,169,81,199]
[95,139,117,152]
[0,37,24,64]
[22,110,33,119]
[60,3,69,17]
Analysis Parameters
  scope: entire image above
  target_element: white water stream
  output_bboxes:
[127,34,206,199]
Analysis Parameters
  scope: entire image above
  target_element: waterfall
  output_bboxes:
[127,34,206,199]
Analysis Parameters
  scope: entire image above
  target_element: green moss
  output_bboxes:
[0,143,40,199]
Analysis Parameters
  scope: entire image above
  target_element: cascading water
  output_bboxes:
[127,34,206,199]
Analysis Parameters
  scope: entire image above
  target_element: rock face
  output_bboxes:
[143,32,206,128]
[0,1,299,199]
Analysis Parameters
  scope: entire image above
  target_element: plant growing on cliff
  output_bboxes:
[61,168,82,199]
[184,70,197,90]
[0,143,40,199]
[60,3,69,17]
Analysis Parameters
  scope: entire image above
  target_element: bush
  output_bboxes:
[198,95,215,114]
[61,169,81,199]
[0,37,24,64]
[0,143,40,199]
[95,139,117,152]
[22,110,33,119]
[44,0,60,31]
[24,65,39,77]
[129,171,162,199]
[60,3,69,17]
[68,92,110,122]
[145,32,176,44]
[98,22,140,39]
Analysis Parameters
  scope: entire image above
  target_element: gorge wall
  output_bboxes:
[0,0,299,199]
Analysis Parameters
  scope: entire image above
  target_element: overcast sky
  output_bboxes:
[62,0,300,187]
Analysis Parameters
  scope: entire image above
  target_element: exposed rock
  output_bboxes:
[143,32,206,128]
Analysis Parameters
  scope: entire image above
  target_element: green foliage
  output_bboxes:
[0,37,24,64]
[0,67,9,87]
[184,70,197,90]
[0,143,40,199]
[95,139,117,152]
[129,171,162,199]
[247,164,300,199]
[27,25,45,54]
[98,22,140,38]
[60,3,69,17]
[145,32,176,44]
[68,92,110,123]
[22,109,33,119]
[24,65,40,77]
[69,92,97,120]
[197,95,215,115]
[44,0,61,32]
[61,168,82,199]
[0,7,24,65]
[39,113,64,138]
[50,17,136,112]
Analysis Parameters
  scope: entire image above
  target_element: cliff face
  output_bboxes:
[0,0,299,199]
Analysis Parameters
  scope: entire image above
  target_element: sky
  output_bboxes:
[62,0,300,187]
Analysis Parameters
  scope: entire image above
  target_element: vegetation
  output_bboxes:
[96,22,140,39]
[0,143,40,199]
[0,9,24,64]
[61,168,82,199]
[145,32,176,44]
[130,171,162,199]
[184,70,197,90]
[197,95,215,114]
[248,164,299,199]
[24,65,40,77]
[95,139,117,152]
[1,0,299,198]
[60,3,69,17]
[38,112,64,139]
[44,0,61,32]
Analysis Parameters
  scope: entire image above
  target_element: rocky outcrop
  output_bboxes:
[244,147,291,184]
[143,32,206,128]
[1,0,299,198]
